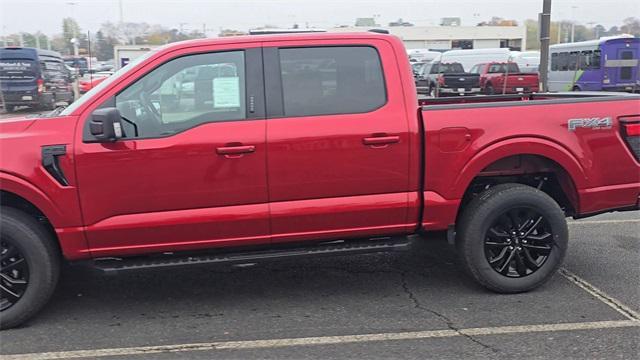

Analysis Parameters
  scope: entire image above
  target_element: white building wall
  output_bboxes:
[473,39,501,49]
[329,25,527,50]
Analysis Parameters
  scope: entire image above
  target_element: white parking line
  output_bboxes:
[559,268,640,321]
[3,320,638,360]
[567,219,640,225]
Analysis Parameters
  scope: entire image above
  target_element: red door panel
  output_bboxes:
[75,120,269,256]
[265,39,413,243]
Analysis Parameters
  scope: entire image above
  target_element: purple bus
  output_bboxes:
[548,35,639,92]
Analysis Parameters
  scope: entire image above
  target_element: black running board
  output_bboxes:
[91,236,413,274]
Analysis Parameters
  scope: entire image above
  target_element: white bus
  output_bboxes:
[548,35,639,92]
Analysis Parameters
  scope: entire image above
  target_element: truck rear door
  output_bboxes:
[263,39,414,243]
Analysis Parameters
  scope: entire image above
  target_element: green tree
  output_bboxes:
[94,30,115,61]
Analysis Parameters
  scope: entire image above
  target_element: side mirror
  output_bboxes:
[89,107,123,142]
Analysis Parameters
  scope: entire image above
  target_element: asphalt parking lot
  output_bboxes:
[1,211,638,359]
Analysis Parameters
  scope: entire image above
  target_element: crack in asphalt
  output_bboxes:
[399,271,500,353]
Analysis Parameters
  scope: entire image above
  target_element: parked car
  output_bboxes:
[511,51,541,73]
[470,62,540,94]
[415,61,481,96]
[0,47,74,112]
[1,32,639,329]
[63,56,89,76]
[411,61,426,77]
[440,48,512,72]
[78,71,113,93]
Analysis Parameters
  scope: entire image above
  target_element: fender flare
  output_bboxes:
[451,137,587,201]
[0,171,65,228]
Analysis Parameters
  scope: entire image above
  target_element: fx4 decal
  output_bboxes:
[568,117,612,131]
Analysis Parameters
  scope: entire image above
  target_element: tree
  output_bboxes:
[62,17,81,54]
[620,17,640,36]
[95,31,116,61]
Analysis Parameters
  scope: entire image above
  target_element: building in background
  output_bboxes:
[330,25,526,51]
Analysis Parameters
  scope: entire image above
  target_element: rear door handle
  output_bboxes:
[216,145,256,157]
[363,135,400,146]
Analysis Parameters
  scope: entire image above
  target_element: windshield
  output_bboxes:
[61,50,158,116]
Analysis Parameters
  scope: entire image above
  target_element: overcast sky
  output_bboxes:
[1,0,639,36]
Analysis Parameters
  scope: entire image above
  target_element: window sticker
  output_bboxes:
[213,77,240,108]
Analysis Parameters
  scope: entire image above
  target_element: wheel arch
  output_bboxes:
[0,172,65,229]
[452,138,586,215]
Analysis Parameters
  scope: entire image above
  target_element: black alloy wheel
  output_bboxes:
[0,239,29,311]
[484,207,553,278]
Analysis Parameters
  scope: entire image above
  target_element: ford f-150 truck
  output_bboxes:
[469,62,540,95]
[1,32,639,329]
[414,61,481,96]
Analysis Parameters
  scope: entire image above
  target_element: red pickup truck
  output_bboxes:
[469,62,540,95]
[1,32,639,329]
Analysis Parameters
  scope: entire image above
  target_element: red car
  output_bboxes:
[470,62,540,94]
[1,32,639,329]
[78,72,111,93]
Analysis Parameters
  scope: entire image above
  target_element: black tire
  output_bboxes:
[429,84,439,98]
[39,97,56,111]
[485,84,495,95]
[456,184,568,293]
[572,86,581,92]
[0,207,60,329]
[4,105,16,113]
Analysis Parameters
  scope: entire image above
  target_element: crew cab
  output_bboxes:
[415,61,481,97]
[1,32,639,329]
[469,62,540,95]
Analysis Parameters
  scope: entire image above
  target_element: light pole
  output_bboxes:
[539,0,552,92]
[570,5,577,42]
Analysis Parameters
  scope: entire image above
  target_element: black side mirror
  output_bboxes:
[89,107,123,142]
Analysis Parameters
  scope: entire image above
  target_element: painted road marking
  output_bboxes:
[567,219,640,225]
[559,268,640,321]
[3,320,639,360]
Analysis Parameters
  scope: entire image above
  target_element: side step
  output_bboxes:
[91,236,413,274]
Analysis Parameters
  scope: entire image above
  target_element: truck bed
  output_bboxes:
[419,91,640,230]
[418,92,638,107]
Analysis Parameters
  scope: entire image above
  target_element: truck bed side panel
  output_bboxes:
[421,98,640,230]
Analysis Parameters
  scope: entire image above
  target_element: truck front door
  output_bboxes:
[75,45,270,257]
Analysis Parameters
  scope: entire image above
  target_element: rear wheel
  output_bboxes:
[572,86,581,92]
[0,207,60,329]
[485,84,495,95]
[39,96,56,111]
[429,84,439,98]
[4,105,16,113]
[456,184,568,293]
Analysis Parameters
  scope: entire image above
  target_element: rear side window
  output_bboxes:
[278,46,386,117]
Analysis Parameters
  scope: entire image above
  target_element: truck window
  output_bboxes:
[278,46,386,117]
[551,53,558,71]
[114,51,246,139]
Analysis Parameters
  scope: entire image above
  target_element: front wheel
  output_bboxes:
[456,184,568,293]
[0,207,60,329]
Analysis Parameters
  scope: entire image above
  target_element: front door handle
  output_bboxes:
[216,145,256,158]
[363,135,400,147]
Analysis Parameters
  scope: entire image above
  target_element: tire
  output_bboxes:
[429,84,439,98]
[4,105,15,113]
[485,84,495,95]
[456,184,568,293]
[0,207,60,329]
[39,97,56,111]
[572,86,581,92]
